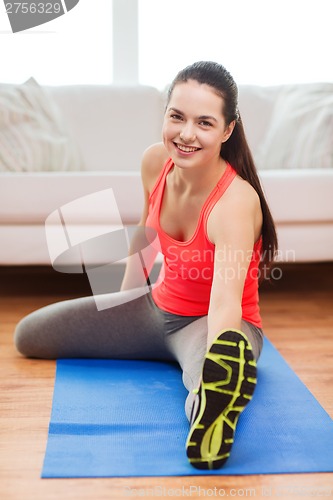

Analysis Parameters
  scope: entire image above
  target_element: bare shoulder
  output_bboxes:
[223,175,261,211]
[141,143,169,193]
[208,174,263,242]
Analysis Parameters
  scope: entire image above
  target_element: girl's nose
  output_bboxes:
[179,126,196,144]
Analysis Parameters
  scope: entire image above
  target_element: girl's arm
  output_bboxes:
[206,179,262,348]
[120,143,168,291]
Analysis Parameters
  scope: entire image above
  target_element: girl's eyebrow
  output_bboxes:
[168,107,217,122]
[198,115,217,123]
[168,107,184,115]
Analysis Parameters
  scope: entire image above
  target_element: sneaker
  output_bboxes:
[186,329,257,470]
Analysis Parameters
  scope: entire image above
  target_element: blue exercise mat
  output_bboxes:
[42,338,333,477]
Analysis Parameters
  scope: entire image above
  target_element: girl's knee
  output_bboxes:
[13,311,49,358]
[14,314,35,357]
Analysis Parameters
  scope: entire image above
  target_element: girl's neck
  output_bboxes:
[171,157,227,196]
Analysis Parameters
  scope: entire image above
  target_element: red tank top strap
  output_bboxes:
[202,162,237,226]
[149,157,174,202]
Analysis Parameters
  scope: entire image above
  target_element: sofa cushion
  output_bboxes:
[258,169,333,223]
[48,85,165,172]
[0,78,84,172]
[0,172,144,224]
[255,83,333,170]
[238,85,280,158]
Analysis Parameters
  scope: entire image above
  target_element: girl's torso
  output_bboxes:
[145,156,262,327]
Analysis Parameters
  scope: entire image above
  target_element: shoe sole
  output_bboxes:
[186,329,257,470]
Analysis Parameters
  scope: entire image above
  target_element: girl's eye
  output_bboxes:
[170,114,183,121]
[199,120,212,127]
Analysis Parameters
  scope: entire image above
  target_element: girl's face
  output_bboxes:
[162,79,234,170]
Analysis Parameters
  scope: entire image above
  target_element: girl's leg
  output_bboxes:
[14,289,172,360]
[165,317,264,420]
[167,317,264,469]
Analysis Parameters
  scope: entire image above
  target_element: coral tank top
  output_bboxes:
[145,158,262,328]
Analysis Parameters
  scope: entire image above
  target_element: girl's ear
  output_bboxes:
[222,120,236,143]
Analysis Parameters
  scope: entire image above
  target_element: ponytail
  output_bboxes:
[222,117,278,277]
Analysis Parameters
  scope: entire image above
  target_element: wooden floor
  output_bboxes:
[1,263,333,499]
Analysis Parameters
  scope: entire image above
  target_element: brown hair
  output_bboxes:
[167,61,278,276]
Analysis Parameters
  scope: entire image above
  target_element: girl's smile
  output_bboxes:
[174,142,202,155]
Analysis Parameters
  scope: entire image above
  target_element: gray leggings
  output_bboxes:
[14,288,264,420]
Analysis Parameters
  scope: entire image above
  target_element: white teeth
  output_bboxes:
[177,144,199,153]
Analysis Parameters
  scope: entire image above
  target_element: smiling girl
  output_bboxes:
[14,61,277,470]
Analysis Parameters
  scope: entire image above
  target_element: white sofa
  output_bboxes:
[0,82,332,269]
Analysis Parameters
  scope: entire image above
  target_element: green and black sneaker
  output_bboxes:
[186,329,257,470]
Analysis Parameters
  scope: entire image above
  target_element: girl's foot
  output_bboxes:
[186,329,257,470]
